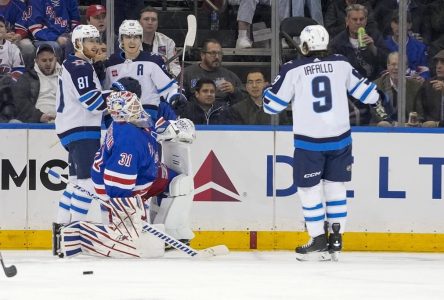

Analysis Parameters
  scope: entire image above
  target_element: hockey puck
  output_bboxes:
[83,271,93,275]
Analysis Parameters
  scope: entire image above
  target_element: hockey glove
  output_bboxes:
[111,77,142,98]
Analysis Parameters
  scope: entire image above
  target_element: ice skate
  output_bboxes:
[295,234,330,261]
[328,223,342,262]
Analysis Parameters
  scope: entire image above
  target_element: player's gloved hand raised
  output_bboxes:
[168,93,188,109]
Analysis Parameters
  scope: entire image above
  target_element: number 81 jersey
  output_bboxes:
[263,54,379,151]
[55,55,107,147]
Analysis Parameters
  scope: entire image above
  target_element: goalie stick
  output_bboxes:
[45,168,229,258]
[179,14,197,93]
[0,252,17,278]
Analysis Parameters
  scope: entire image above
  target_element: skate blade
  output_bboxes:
[296,251,331,262]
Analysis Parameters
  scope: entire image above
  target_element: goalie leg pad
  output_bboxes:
[298,183,325,237]
[323,180,347,234]
[109,196,144,239]
[60,221,141,258]
[153,175,195,240]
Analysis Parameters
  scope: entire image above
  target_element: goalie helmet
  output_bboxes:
[71,25,100,51]
[299,25,329,56]
[106,91,152,127]
[118,20,143,49]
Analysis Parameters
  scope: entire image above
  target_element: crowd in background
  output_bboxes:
[0,0,443,127]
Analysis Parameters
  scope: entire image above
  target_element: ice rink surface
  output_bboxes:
[1,250,444,300]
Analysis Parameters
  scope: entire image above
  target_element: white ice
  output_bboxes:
[1,250,444,300]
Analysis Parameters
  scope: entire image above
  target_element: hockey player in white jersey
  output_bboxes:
[104,20,182,123]
[53,25,110,250]
[263,25,385,261]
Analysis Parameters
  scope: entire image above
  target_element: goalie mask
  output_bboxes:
[299,25,329,56]
[107,91,152,127]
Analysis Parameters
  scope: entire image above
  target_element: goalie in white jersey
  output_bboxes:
[264,25,385,261]
[104,20,182,123]
[54,25,110,245]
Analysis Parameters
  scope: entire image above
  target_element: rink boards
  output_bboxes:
[1,124,444,251]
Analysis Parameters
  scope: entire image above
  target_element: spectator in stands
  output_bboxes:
[183,38,245,106]
[175,78,226,125]
[384,11,429,81]
[13,44,59,123]
[330,4,388,81]
[26,0,81,62]
[371,52,424,126]
[292,0,324,25]
[418,50,444,127]
[101,0,145,35]
[324,0,378,38]
[65,5,118,58]
[426,0,444,71]
[223,70,291,125]
[236,0,290,49]
[139,6,180,77]
[0,1,36,69]
[0,14,25,81]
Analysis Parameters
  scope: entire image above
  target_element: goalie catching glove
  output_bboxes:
[154,117,196,143]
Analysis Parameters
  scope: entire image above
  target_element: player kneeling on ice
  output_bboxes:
[54,90,196,258]
[263,25,389,261]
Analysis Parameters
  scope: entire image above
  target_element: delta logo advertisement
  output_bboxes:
[193,150,241,202]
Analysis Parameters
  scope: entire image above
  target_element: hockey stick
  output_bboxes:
[0,252,17,278]
[180,14,197,94]
[45,168,229,258]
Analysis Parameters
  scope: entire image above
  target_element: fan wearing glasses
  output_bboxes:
[183,38,245,107]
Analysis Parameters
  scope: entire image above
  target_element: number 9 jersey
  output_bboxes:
[263,54,379,151]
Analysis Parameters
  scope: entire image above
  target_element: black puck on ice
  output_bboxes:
[83,271,93,275]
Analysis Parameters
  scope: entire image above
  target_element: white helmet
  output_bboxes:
[118,20,143,49]
[107,91,152,127]
[71,25,100,51]
[299,25,329,56]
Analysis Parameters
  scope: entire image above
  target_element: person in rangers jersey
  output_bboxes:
[0,14,25,81]
[263,25,385,261]
[53,90,196,258]
[104,20,181,123]
[53,25,109,243]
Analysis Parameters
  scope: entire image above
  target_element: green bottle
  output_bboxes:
[357,27,366,50]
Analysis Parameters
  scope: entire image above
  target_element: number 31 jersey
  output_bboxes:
[263,54,379,151]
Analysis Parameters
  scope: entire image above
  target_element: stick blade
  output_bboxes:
[184,15,197,48]
[194,245,229,259]
[4,265,17,278]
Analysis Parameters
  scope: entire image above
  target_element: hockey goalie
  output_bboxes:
[53,89,196,258]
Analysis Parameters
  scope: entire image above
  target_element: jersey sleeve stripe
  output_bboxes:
[157,79,177,94]
[263,90,288,113]
[80,89,100,103]
[348,78,365,95]
[264,104,279,114]
[103,174,136,185]
[87,96,105,112]
[133,182,153,191]
[359,82,377,103]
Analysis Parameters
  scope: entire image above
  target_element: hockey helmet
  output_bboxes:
[71,25,100,50]
[106,91,151,126]
[299,25,329,55]
[118,20,143,48]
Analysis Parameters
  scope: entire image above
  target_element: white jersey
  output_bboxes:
[264,54,379,151]
[0,39,25,80]
[104,51,179,109]
[55,54,107,147]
